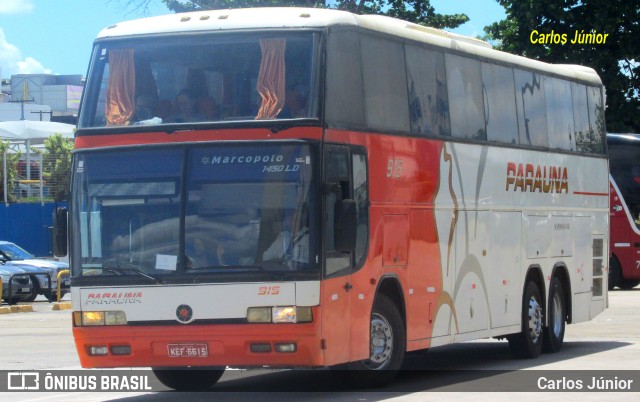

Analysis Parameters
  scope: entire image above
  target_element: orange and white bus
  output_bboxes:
[53,7,609,390]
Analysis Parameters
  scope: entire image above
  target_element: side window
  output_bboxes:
[352,152,369,266]
[361,35,410,133]
[481,62,519,144]
[545,76,575,151]
[325,29,365,128]
[405,45,450,136]
[587,86,606,154]
[515,69,549,147]
[446,54,485,140]
[324,145,351,276]
[572,83,592,153]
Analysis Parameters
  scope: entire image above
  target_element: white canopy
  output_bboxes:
[0,120,75,144]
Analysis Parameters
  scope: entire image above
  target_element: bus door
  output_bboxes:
[320,144,368,365]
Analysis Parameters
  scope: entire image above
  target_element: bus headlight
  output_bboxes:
[293,306,313,323]
[105,311,127,325]
[74,311,127,326]
[273,306,297,323]
[247,306,312,323]
[247,307,271,323]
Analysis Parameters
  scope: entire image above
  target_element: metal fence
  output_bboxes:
[2,151,70,205]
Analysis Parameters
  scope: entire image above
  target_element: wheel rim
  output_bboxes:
[365,312,393,370]
[551,291,563,337]
[527,295,543,343]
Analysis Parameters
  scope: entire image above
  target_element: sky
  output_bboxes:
[0,0,506,78]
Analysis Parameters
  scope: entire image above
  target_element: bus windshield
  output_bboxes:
[70,143,319,281]
[78,32,318,128]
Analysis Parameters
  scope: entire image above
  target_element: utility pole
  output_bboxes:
[9,82,34,120]
[31,110,53,121]
[9,97,34,120]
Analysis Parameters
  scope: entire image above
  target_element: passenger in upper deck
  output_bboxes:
[169,89,207,123]
[279,82,309,118]
[132,94,159,124]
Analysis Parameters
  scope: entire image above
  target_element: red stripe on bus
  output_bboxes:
[573,191,609,196]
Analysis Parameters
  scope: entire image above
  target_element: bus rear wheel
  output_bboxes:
[508,280,544,358]
[345,294,405,388]
[608,257,622,290]
[620,280,640,290]
[152,367,225,391]
[543,277,565,353]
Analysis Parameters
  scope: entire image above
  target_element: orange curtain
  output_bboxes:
[105,49,135,126]
[256,39,286,120]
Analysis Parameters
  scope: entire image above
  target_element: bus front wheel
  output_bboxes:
[152,367,225,391]
[508,280,544,358]
[345,294,405,388]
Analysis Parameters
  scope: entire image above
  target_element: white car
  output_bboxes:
[0,241,69,302]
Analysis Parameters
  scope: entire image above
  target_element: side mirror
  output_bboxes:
[334,199,357,252]
[52,207,68,257]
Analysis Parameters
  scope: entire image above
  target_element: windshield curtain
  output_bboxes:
[78,32,318,128]
[70,143,319,280]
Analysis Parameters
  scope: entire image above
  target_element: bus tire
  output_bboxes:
[45,290,67,302]
[346,294,405,388]
[508,280,544,358]
[543,277,565,353]
[608,257,622,290]
[152,367,225,391]
[620,280,640,290]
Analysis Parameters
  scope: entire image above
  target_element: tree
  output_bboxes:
[42,134,74,202]
[0,141,19,203]
[115,0,469,29]
[484,0,640,133]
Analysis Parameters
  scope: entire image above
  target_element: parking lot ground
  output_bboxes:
[1,290,640,400]
[0,294,71,313]
[0,304,33,314]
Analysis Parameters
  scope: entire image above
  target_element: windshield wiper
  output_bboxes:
[102,266,160,283]
[188,265,292,279]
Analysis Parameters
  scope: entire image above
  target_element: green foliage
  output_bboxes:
[356,0,469,29]
[0,141,19,202]
[484,0,640,133]
[42,134,74,202]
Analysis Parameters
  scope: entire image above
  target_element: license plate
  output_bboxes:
[21,287,30,293]
[167,343,208,358]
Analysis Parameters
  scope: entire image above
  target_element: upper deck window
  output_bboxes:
[79,32,318,128]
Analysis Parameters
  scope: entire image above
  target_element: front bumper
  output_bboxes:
[73,319,324,369]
